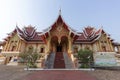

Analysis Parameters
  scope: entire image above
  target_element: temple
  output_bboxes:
[0,12,120,68]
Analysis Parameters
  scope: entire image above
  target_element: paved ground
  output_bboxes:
[0,65,32,80]
[86,69,120,80]
[24,70,96,80]
[0,65,120,80]
[0,65,96,80]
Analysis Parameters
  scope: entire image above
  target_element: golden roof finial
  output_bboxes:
[59,8,61,15]
[16,22,18,27]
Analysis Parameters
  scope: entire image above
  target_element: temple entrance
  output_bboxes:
[60,36,68,53]
[50,36,68,53]
[56,45,62,52]
[50,36,69,68]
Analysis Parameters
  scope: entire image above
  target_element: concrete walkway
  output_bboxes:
[24,70,97,80]
[0,65,97,80]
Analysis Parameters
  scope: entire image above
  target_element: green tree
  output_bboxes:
[19,48,41,68]
[78,49,93,68]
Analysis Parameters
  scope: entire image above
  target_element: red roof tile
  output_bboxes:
[15,26,44,43]
[74,27,101,43]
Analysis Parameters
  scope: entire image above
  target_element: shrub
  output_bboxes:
[78,49,93,68]
[19,49,41,68]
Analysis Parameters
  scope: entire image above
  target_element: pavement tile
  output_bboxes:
[24,70,97,80]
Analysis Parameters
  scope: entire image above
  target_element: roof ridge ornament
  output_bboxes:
[59,8,61,15]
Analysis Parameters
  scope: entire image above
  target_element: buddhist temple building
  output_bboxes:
[0,11,120,68]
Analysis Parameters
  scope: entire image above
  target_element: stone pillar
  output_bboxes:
[47,37,51,54]
[106,38,111,51]
[117,46,120,53]
[109,40,114,51]
[68,37,72,54]
[6,40,11,51]
[18,41,22,52]
[35,43,38,53]
[16,40,20,51]
[97,41,100,52]
[53,43,56,52]
[3,41,9,51]
[63,43,66,52]
[100,41,103,51]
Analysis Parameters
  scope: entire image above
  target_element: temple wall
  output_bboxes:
[20,40,26,52]
[37,44,46,53]
[93,42,98,52]
[98,33,113,52]
[3,33,21,52]
[73,43,94,53]
[24,43,46,53]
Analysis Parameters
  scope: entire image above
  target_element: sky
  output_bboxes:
[0,0,120,42]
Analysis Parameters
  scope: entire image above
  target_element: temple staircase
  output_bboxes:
[54,52,65,68]
[44,53,55,69]
[63,52,75,69]
[44,52,74,69]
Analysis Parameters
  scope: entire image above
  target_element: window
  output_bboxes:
[74,47,78,53]
[29,46,33,50]
[15,41,17,43]
[85,46,90,50]
[86,47,90,50]
[101,40,107,43]
[102,46,106,52]
[104,41,107,43]
[11,46,16,51]
[40,47,44,53]
[28,46,33,53]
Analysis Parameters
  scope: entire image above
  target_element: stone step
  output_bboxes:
[45,52,74,69]
[54,52,65,68]
[44,53,55,69]
[63,52,74,69]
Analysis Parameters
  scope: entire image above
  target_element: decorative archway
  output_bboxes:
[60,36,68,52]
[50,36,68,53]
[50,36,58,52]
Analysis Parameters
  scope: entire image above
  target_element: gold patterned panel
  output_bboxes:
[98,32,113,52]
[4,33,21,52]
[50,24,69,41]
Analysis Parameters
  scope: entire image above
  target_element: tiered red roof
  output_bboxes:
[42,14,81,39]
[18,26,44,42]
[74,27,103,43]
[4,25,45,43]
[3,13,114,44]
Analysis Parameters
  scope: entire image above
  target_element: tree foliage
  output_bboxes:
[78,49,93,68]
[19,48,41,68]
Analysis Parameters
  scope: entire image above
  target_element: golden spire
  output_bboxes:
[16,22,18,27]
[59,8,61,15]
